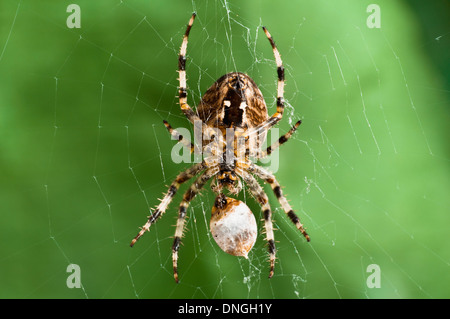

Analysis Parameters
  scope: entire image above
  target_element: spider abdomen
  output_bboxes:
[197,72,269,131]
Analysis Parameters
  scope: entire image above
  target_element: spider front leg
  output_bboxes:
[246,26,286,141]
[263,26,285,126]
[177,13,199,124]
[130,161,206,247]
[237,169,276,278]
[177,13,224,145]
[250,163,310,241]
[172,166,218,283]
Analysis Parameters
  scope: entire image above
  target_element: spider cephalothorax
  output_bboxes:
[130,13,310,283]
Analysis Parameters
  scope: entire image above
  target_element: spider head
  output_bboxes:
[211,168,243,195]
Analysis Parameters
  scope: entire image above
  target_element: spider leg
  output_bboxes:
[249,163,310,241]
[263,26,285,125]
[178,13,198,124]
[256,120,301,159]
[130,161,206,247]
[172,166,219,283]
[177,13,224,145]
[245,27,286,142]
[237,168,276,278]
[163,120,195,153]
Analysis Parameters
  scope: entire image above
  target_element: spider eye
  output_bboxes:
[210,195,257,258]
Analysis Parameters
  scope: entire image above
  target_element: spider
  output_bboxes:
[130,13,310,283]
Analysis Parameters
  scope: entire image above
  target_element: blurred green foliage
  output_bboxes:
[0,0,449,299]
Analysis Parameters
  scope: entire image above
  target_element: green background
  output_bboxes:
[0,0,449,299]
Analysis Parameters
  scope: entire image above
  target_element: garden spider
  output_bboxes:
[130,13,310,283]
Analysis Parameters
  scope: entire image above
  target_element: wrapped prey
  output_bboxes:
[210,194,257,258]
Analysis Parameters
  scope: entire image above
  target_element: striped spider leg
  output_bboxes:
[130,161,206,247]
[163,120,195,154]
[244,26,287,142]
[236,166,277,278]
[248,163,310,242]
[177,13,224,147]
[172,166,219,283]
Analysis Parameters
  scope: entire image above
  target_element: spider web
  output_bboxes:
[1,0,449,299]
